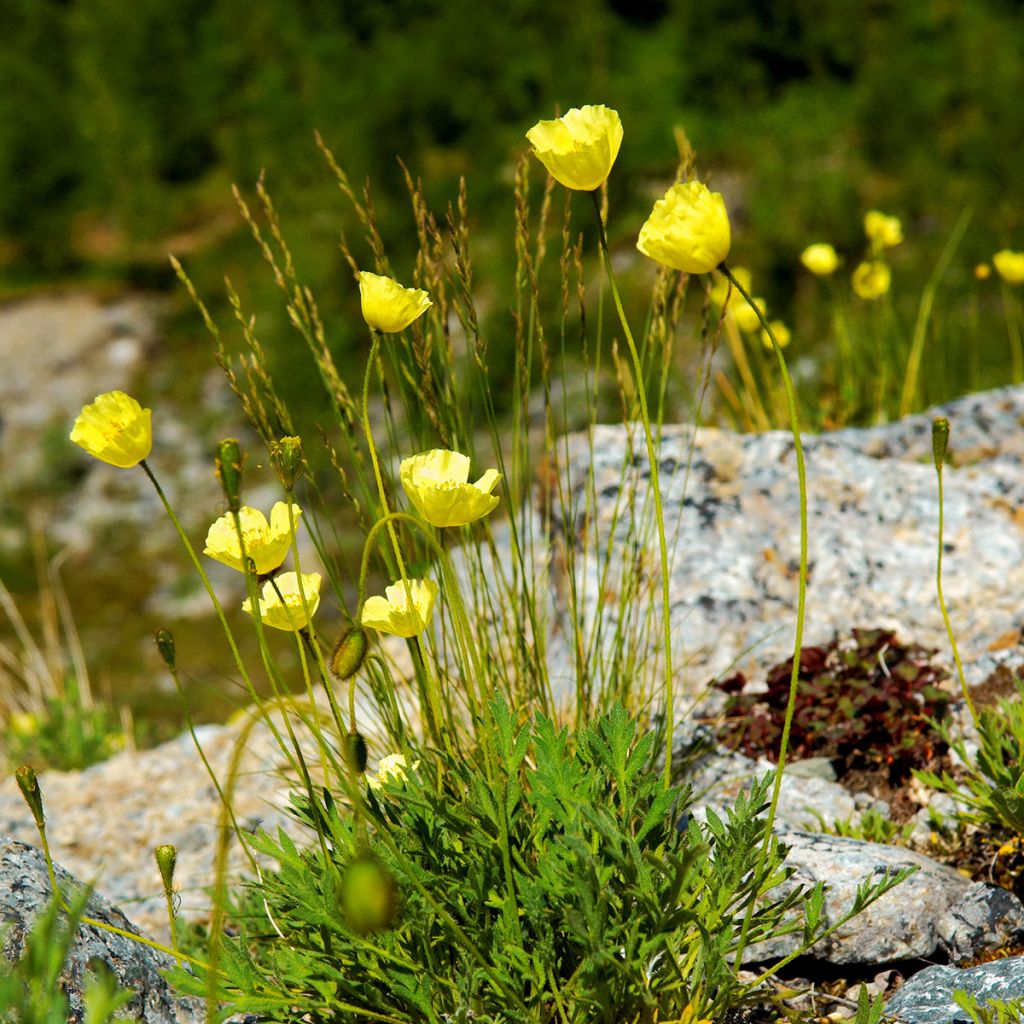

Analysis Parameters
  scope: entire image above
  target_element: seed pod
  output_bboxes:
[215,438,245,513]
[331,627,369,681]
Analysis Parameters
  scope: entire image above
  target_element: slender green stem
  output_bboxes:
[935,457,979,729]
[899,207,972,417]
[720,265,809,969]
[589,190,675,788]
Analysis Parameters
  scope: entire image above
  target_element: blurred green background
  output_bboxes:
[4,0,1024,311]
[3,0,1024,745]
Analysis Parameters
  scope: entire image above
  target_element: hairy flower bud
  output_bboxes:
[270,436,306,489]
[155,844,177,894]
[331,627,369,682]
[154,628,176,672]
[15,765,45,830]
[932,417,950,471]
[346,731,368,774]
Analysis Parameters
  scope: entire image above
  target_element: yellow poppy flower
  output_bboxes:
[358,271,432,333]
[204,502,302,575]
[69,390,152,468]
[852,260,891,300]
[864,210,903,250]
[761,320,791,350]
[637,181,731,275]
[974,262,992,281]
[800,243,839,277]
[993,250,1024,285]
[367,753,418,790]
[242,571,321,631]
[400,449,501,528]
[360,578,438,638]
[525,104,623,192]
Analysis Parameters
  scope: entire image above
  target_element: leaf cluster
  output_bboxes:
[916,671,1024,835]
[716,628,950,782]
[176,702,816,1024]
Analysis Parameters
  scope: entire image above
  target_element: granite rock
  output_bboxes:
[885,957,1024,1023]
[545,385,1024,715]
[743,831,1024,966]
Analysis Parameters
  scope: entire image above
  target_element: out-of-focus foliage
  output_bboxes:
[2,0,1023,280]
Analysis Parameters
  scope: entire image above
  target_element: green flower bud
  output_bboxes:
[154,629,176,672]
[932,417,950,471]
[215,438,245,514]
[15,765,45,830]
[338,853,397,935]
[155,844,177,895]
[270,436,306,490]
[331,627,369,682]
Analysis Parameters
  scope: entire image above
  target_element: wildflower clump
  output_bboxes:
[69,391,152,468]
[525,104,623,191]
[358,271,432,333]
[637,180,730,274]
[400,449,501,527]
[204,503,302,575]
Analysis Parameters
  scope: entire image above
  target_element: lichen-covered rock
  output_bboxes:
[743,831,1024,965]
[885,957,1024,1023]
[0,836,203,1023]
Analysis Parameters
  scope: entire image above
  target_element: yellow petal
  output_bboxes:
[360,578,438,638]
[400,449,501,527]
[637,181,731,275]
[852,260,891,300]
[69,391,152,468]
[864,210,903,250]
[526,104,623,192]
[358,271,432,333]
[204,502,301,575]
[242,571,321,631]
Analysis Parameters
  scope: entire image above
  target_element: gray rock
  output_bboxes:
[743,831,1024,965]
[0,835,203,1023]
[548,385,1024,719]
[886,957,1024,1023]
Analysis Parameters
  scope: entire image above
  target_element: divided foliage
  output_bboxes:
[715,628,950,782]
[171,702,817,1024]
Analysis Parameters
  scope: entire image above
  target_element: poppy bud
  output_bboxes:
[331,627,369,681]
[215,438,245,513]
[932,417,950,471]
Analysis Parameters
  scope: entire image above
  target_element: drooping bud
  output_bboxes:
[346,731,368,774]
[154,629,176,672]
[338,852,398,935]
[215,438,245,513]
[155,844,177,895]
[270,436,306,490]
[331,627,369,682]
[15,765,45,830]
[932,417,950,471]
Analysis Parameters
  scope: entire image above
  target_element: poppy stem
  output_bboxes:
[590,188,675,789]
[720,264,809,970]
